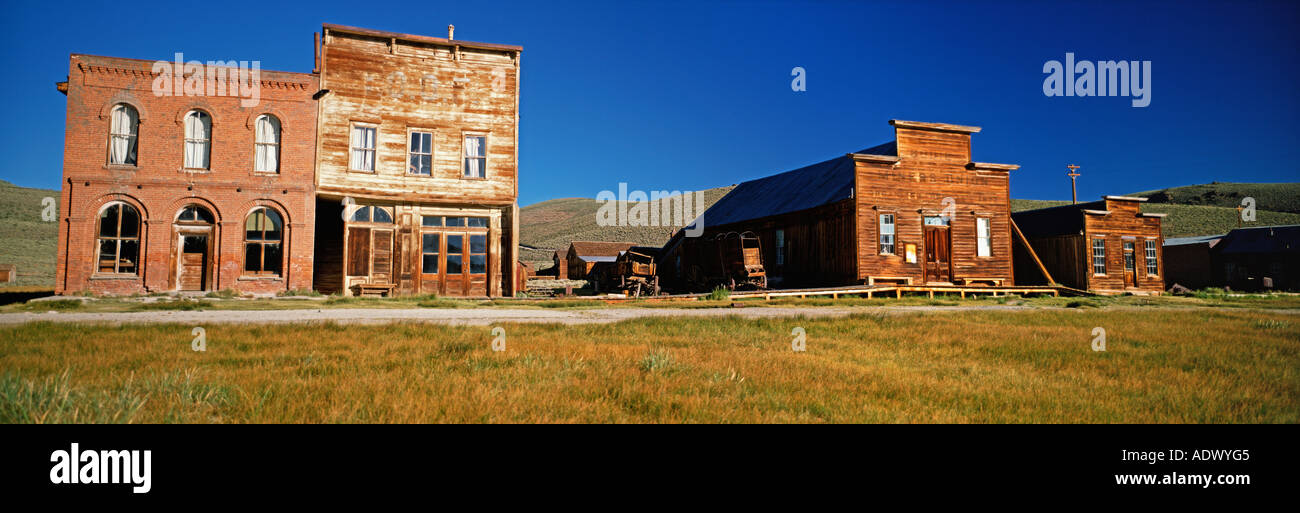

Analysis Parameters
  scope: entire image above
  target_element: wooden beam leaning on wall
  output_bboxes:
[1010,217,1056,286]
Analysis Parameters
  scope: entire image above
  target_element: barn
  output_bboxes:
[1012,196,1166,294]
[659,119,1019,291]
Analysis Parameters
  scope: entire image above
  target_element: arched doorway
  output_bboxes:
[172,204,216,291]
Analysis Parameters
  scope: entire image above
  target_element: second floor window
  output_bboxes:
[409,131,433,175]
[351,124,376,172]
[463,135,486,178]
[254,115,281,173]
[183,110,211,170]
[108,104,139,166]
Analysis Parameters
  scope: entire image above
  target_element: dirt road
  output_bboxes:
[0,305,1039,326]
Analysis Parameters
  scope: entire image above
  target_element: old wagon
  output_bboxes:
[592,247,661,296]
[675,231,767,292]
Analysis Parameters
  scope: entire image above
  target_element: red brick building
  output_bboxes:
[54,54,318,295]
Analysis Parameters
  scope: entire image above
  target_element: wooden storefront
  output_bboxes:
[659,120,1018,291]
[1012,196,1166,294]
[311,24,521,297]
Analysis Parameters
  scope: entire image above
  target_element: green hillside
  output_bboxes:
[518,186,734,268]
[0,180,59,288]
[1011,195,1300,238]
[1131,182,1300,214]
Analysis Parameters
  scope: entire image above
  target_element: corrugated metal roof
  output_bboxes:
[577,255,618,263]
[1163,234,1223,246]
[1215,225,1300,254]
[697,142,896,228]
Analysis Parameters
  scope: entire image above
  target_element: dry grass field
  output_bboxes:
[1,306,1296,423]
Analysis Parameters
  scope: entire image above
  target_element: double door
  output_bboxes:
[419,231,488,296]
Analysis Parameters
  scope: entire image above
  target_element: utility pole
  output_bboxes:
[1067,165,1081,204]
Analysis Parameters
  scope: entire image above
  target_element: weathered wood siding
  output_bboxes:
[315,25,521,296]
[855,125,1014,284]
[1083,198,1164,293]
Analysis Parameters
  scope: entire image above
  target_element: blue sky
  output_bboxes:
[2,0,1297,206]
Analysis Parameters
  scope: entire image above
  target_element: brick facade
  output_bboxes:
[55,54,318,295]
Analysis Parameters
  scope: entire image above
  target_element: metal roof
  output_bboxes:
[1163,234,1224,247]
[1215,225,1300,254]
[696,142,897,228]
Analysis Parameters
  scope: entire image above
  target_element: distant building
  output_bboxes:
[1214,225,1299,291]
[565,241,637,280]
[1012,196,1166,294]
[1162,234,1224,290]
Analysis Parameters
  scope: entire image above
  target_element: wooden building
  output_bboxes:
[551,249,568,279]
[1012,196,1165,294]
[1212,225,1299,291]
[565,241,637,280]
[312,24,522,297]
[659,120,1019,290]
[1162,234,1223,290]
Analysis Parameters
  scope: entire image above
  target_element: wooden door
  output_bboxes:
[923,217,952,283]
[178,234,209,291]
[466,233,488,296]
[444,233,467,296]
[371,229,393,284]
[419,232,443,295]
[1122,241,1137,288]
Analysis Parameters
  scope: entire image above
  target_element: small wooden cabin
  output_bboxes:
[565,241,636,280]
[1162,234,1223,290]
[1012,196,1165,294]
[552,250,568,279]
[659,120,1019,291]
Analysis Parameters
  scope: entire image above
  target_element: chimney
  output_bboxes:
[313,32,321,74]
[448,24,455,40]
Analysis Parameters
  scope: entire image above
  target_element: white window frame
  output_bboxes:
[1144,239,1159,276]
[878,213,895,255]
[1091,237,1107,276]
[183,110,212,171]
[254,114,281,173]
[408,128,434,176]
[462,133,487,179]
[350,122,378,173]
[976,217,992,257]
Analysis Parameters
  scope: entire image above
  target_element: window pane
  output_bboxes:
[351,207,371,223]
[99,240,117,272]
[119,205,139,238]
[446,234,463,254]
[422,233,439,254]
[470,234,486,254]
[373,208,393,223]
[422,254,439,274]
[467,217,487,228]
[264,243,282,274]
[421,216,443,227]
[446,217,465,227]
[470,254,486,274]
[118,240,138,273]
[246,212,264,240]
[245,244,261,272]
[464,136,485,157]
[100,205,119,238]
[445,254,462,274]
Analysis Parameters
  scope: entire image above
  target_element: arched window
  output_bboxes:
[349,206,393,223]
[244,207,283,276]
[184,110,212,170]
[108,104,139,166]
[254,115,281,173]
[97,202,141,274]
[176,204,214,224]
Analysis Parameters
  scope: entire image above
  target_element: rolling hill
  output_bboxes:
[0,180,59,288]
